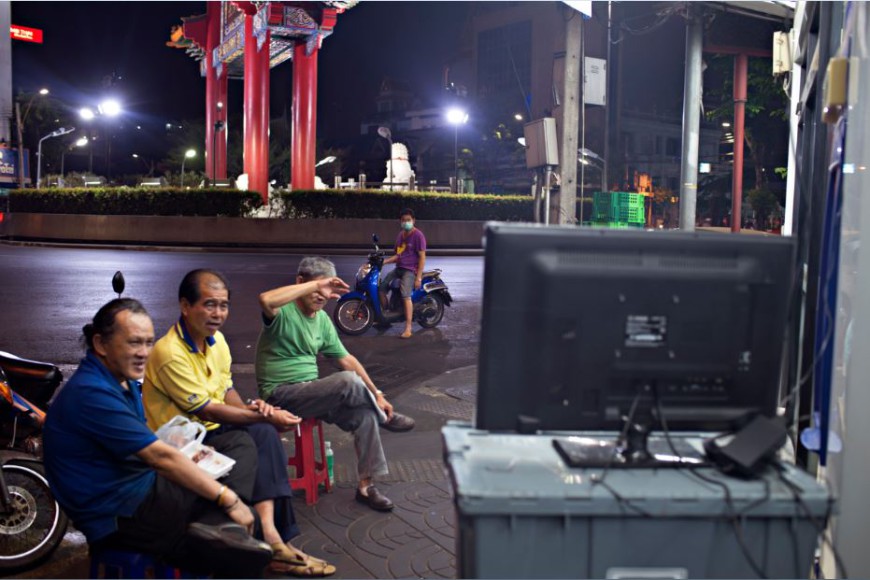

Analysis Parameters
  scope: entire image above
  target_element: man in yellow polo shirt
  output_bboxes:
[143,269,335,577]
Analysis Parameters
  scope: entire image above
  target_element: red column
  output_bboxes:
[243,14,270,203]
[291,42,318,190]
[731,53,747,233]
[205,1,227,182]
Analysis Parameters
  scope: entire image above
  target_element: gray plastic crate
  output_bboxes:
[443,423,833,579]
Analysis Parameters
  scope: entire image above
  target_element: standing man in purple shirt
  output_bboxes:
[378,208,427,338]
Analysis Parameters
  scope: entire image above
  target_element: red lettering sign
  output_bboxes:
[10,25,43,44]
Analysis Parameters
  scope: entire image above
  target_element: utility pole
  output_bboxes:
[557,10,582,224]
[15,102,24,188]
[678,7,703,231]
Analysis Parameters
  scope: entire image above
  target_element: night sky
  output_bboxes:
[10,1,470,144]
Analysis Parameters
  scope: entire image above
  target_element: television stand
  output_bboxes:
[551,429,709,469]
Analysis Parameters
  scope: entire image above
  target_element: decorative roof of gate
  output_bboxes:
[168,1,357,79]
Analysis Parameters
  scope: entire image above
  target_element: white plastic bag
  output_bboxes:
[155,415,206,450]
[155,415,235,479]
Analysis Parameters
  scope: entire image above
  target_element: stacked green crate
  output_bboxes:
[591,192,612,222]
[591,192,646,228]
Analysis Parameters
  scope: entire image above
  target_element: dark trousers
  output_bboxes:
[206,422,299,542]
[92,430,265,578]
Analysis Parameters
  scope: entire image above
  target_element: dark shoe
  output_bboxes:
[355,485,394,511]
[381,412,415,432]
[187,522,273,571]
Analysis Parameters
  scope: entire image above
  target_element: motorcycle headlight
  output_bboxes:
[356,263,371,282]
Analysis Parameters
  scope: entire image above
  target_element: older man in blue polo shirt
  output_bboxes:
[44,298,272,578]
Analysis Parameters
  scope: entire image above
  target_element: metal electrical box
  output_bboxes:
[773,30,793,75]
[524,117,559,169]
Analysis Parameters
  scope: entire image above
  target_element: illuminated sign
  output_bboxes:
[0,147,30,186]
[10,25,43,44]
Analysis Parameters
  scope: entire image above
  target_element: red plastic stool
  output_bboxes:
[288,418,331,504]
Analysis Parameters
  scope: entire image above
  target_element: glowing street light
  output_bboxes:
[181,149,196,188]
[446,108,468,193]
[99,99,122,117]
[61,137,89,183]
[315,156,336,168]
[81,99,123,177]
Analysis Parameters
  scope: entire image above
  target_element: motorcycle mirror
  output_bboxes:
[112,271,125,298]
[371,234,379,244]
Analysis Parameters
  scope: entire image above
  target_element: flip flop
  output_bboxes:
[400,330,413,339]
[269,543,336,577]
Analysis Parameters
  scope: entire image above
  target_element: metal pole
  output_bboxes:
[731,53,748,233]
[388,137,394,190]
[212,129,217,185]
[36,135,46,189]
[0,0,11,144]
[453,125,458,193]
[678,8,703,232]
[603,0,611,195]
[15,102,24,189]
[543,166,552,224]
[558,8,582,224]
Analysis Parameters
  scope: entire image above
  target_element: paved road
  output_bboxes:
[0,244,484,392]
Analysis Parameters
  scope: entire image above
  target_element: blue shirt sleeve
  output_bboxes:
[74,384,158,460]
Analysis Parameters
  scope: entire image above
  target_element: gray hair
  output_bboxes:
[297,256,337,280]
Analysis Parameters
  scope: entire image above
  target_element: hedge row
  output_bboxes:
[277,189,537,221]
[7,187,595,221]
[9,188,263,217]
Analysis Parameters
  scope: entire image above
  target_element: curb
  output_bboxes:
[0,238,484,256]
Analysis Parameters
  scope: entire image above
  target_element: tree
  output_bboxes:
[703,56,789,192]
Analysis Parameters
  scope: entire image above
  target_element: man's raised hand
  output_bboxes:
[315,276,350,300]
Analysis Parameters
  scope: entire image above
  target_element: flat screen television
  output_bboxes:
[476,223,797,435]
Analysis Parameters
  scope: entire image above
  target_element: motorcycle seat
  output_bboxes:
[422,269,441,278]
[0,351,63,409]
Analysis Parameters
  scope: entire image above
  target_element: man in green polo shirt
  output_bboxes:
[255,257,415,512]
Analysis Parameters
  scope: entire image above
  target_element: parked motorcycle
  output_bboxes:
[0,352,68,570]
[333,235,452,335]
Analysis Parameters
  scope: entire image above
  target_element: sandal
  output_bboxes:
[269,543,336,577]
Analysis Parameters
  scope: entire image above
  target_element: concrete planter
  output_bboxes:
[0,213,486,249]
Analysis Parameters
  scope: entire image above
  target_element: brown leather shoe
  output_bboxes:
[355,485,394,511]
[381,412,415,432]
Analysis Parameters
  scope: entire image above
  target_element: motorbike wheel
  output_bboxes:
[0,461,68,571]
[333,299,375,336]
[416,293,445,328]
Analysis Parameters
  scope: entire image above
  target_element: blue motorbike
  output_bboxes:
[333,235,452,335]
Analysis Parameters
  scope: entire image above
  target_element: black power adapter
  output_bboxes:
[704,415,788,478]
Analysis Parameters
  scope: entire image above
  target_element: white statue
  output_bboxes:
[382,142,414,191]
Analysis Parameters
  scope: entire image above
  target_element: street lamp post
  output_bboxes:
[578,148,606,224]
[37,127,75,189]
[377,127,393,190]
[79,99,121,178]
[15,88,49,188]
[181,149,196,188]
[446,108,468,193]
[212,101,225,185]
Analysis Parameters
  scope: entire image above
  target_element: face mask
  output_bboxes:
[402,221,414,232]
